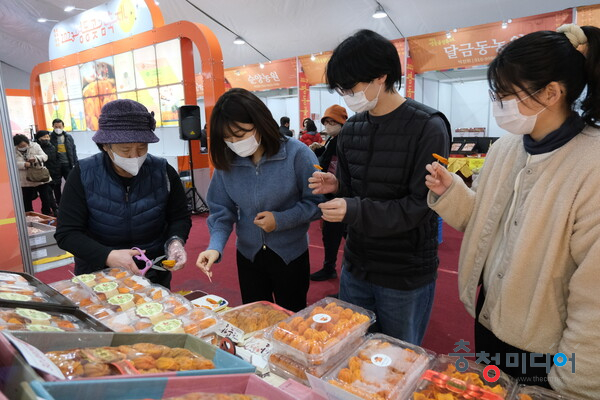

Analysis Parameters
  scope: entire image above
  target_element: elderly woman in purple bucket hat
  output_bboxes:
[55,99,191,288]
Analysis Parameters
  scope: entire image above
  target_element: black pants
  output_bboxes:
[475,289,552,388]
[53,164,72,205]
[37,183,58,216]
[21,187,37,212]
[322,221,346,271]
[236,247,309,312]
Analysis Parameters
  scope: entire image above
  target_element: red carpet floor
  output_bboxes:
[36,215,473,355]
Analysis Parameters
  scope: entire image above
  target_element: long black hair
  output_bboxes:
[210,88,283,170]
[305,119,317,133]
[488,26,600,127]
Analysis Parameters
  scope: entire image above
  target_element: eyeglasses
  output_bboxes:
[334,87,354,97]
[489,87,545,109]
[323,119,338,126]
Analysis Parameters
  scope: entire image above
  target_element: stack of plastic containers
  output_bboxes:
[323,333,435,400]
[266,297,375,384]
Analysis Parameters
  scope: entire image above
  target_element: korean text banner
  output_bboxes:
[49,0,154,60]
[224,58,297,91]
[577,5,600,27]
[408,11,572,74]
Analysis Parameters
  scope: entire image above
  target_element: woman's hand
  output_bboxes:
[106,249,143,275]
[196,250,220,280]
[425,162,453,196]
[254,211,276,232]
[24,162,31,168]
[308,171,338,194]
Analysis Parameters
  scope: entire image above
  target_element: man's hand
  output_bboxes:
[318,198,347,222]
[308,171,338,194]
[254,211,276,233]
[106,249,143,275]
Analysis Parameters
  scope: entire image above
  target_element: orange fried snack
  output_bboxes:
[432,153,449,165]
[223,302,291,334]
[313,164,323,170]
[162,260,176,268]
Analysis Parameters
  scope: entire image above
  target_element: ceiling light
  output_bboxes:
[446,31,452,39]
[501,21,508,29]
[310,54,316,61]
[154,0,160,5]
[372,4,387,19]
[259,63,265,69]
[64,6,75,12]
[233,36,245,45]
[507,18,513,23]
[453,28,458,33]
[37,18,48,22]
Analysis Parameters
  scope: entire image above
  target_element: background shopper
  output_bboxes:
[426,24,600,398]
[279,116,294,137]
[299,119,322,146]
[50,118,78,204]
[309,104,348,281]
[34,130,59,216]
[196,88,323,312]
[310,29,450,345]
[13,134,52,213]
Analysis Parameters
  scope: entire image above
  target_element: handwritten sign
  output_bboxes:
[3,332,65,379]
[217,321,244,343]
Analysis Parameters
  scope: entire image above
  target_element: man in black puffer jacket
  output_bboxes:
[309,30,451,345]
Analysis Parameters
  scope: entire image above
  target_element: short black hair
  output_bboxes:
[305,119,317,132]
[280,116,290,126]
[35,130,51,141]
[210,88,283,171]
[13,134,29,146]
[52,119,64,126]
[327,29,402,93]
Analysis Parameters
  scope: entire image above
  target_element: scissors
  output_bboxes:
[132,247,168,276]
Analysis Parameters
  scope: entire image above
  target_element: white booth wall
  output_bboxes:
[415,73,508,139]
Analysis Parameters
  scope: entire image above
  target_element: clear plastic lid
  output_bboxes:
[145,307,219,336]
[513,385,577,400]
[325,333,435,400]
[0,307,92,332]
[221,301,293,336]
[411,355,515,400]
[0,272,28,284]
[266,297,375,365]
[0,283,47,303]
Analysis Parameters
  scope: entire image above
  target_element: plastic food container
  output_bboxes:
[324,333,435,400]
[0,306,111,332]
[512,385,578,400]
[191,294,229,312]
[411,355,515,400]
[0,270,75,309]
[220,301,293,339]
[267,297,375,366]
[148,308,219,337]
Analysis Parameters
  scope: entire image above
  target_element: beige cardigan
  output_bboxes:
[428,126,600,398]
[15,142,49,188]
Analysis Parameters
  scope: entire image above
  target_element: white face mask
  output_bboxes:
[342,82,383,113]
[111,151,147,176]
[225,132,261,157]
[54,128,63,134]
[492,91,546,135]
[324,124,342,136]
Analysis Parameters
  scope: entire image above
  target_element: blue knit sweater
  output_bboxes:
[207,138,324,264]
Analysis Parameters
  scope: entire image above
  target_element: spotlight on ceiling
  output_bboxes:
[502,21,508,29]
[64,6,75,12]
[233,36,245,45]
[37,18,48,23]
[310,54,316,61]
[372,4,387,19]
[446,31,452,39]
[259,63,265,69]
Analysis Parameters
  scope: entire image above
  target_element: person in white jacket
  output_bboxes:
[14,134,52,212]
[425,24,600,399]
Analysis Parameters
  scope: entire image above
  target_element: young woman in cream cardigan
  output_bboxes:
[426,24,600,399]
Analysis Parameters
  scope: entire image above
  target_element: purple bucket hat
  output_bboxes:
[92,99,159,144]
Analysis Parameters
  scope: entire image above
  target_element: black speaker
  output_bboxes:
[178,105,202,140]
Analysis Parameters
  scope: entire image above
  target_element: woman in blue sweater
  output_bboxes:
[196,88,323,311]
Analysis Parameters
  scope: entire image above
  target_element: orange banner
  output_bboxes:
[224,58,297,92]
[299,70,310,125]
[408,11,572,74]
[577,5,600,26]
[298,39,406,86]
[405,57,415,99]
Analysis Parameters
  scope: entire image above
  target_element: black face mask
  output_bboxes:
[39,139,50,144]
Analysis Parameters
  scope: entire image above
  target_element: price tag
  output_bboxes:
[3,332,65,379]
[31,248,48,259]
[29,236,47,246]
[217,321,244,343]
[243,336,273,358]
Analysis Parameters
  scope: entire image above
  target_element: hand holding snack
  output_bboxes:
[309,171,338,194]
[166,240,187,271]
[196,250,220,282]
[425,162,453,197]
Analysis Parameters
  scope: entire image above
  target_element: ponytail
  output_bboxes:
[580,26,600,127]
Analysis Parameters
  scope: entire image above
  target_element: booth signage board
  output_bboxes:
[224,58,297,92]
[49,0,154,60]
[6,91,34,136]
[577,4,600,26]
[408,10,572,74]
[298,70,310,125]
